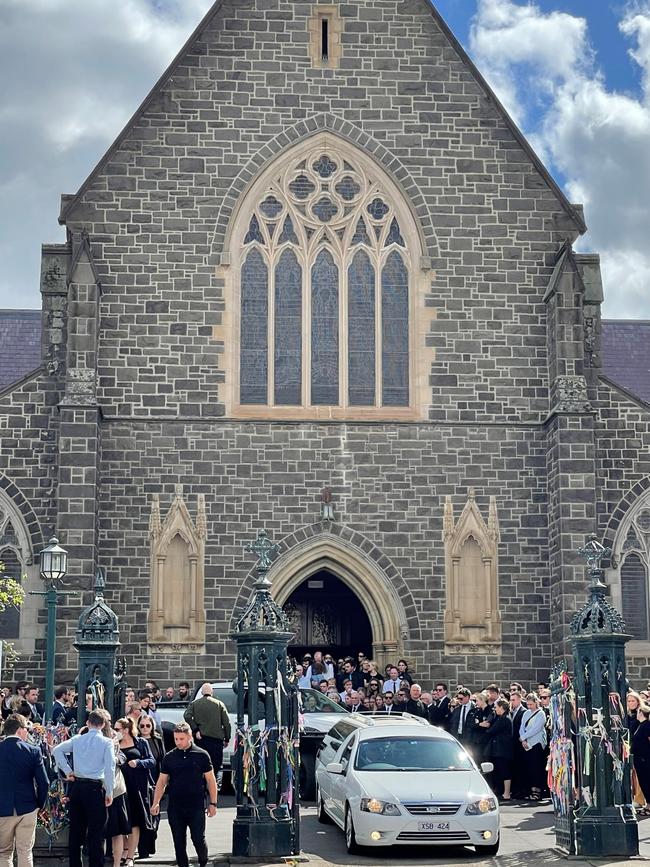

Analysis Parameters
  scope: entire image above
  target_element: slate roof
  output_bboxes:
[601,320,650,405]
[0,310,42,391]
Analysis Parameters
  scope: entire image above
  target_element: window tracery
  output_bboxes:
[614,496,650,641]
[238,148,412,410]
[0,499,34,642]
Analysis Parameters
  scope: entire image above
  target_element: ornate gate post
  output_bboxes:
[231,530,300,858]
[74,567,121,726]
[570,535,638,857]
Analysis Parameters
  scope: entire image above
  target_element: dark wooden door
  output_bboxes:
[283,570,372,659]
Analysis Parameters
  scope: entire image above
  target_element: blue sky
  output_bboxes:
[0,0,649,316]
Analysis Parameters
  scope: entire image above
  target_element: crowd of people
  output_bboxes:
[6,653,650,865]
[0,681,229,867]
[295,649,552,802]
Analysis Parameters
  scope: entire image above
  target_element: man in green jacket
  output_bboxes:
[183,683,231,788]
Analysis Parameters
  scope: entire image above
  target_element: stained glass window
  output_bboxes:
[311,249,339,405]
[244,215,264,245]
[238,146,413,411]
[385,217,405,247]
[351,217,371,246]
[313,198,338,223]
[0,548,20,639]
[278,216,299,245]
[274,249,302,406]
[240,249,268,404]
[621,554,649,640]
[348,250,375,406]
[381,252,409,406]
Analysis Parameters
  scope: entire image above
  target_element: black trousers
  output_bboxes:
[168,802,208,867]
[68,780,107,867]
[199,735,224,771]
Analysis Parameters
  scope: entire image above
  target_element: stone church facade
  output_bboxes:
[2,0,650,689]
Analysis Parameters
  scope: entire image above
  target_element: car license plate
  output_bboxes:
[417,821,450,831]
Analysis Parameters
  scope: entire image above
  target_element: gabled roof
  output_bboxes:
[59,0,586,235]
[0,310,42,391]
[602,320,650,405]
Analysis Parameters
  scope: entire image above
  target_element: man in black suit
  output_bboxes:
[404,684,428,719]
[428,682,452,729]
[0,713,49,865]
[23,687,43,724]
[51,686,73,725]
[336,659,364,692]
[509,690,527,799]
[449,688,477,746]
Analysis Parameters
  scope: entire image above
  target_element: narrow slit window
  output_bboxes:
[321,17,330,62]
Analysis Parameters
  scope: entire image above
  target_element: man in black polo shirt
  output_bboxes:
[150,722,217,867]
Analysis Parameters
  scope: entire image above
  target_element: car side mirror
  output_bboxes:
[326,762,344,775]
[480,762,494,774]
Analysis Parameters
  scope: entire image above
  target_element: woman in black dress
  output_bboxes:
[136,715,165,857]
[633,704,650,814]
[627,691,641,737]
[115,717,155,867]
[484,698,513,800]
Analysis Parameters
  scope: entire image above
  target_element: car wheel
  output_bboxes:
[300,752,316,801]
[345,805,361,854]
[317,786,333,824]
[476,838,499,857]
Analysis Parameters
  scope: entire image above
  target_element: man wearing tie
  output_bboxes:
[382,666,402,694]
[382,693,395,714]
[0,713,49,867]
[449,689,477,747]
[23,687,43,724]
[53,710,115,867]
[428,683,452,730]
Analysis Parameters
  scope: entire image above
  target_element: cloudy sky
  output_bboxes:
[1,0,649,317]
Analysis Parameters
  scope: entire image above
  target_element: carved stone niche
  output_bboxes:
[443,490,502,655]
[147,485,207,652]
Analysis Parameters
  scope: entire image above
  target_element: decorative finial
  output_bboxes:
[149,494,161,539]
[578,534,611,577]
[245,529,280,575]
[174,483,183,498]
[94,567,106,598]
[197,494,207,540]
[468,488,475,501]
[320,487,335,521]
[443,496,454,536]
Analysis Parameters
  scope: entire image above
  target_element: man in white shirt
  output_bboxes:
[382,666,402,694]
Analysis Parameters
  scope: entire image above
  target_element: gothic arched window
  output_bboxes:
[615,501,650,641]
[234,143,416,416]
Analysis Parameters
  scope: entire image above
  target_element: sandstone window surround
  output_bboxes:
[218,135,433,421]
[308,5,344,69]
[0,493,38,655]
[609,493,650,651]
[443,490,502,655]
[147,486,206,653]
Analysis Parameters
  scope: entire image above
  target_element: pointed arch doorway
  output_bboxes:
[282,569,373,661]
[267,534,407,671]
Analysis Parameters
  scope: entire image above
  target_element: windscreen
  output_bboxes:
[355,737,474,771]
[300,688,346,713]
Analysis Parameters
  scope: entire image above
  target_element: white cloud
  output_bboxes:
[0,0,212,308]
[469,0,650,319]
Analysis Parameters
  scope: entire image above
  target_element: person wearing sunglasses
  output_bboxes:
[135,716,165,858]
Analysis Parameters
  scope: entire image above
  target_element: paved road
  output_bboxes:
[141,796,650,866]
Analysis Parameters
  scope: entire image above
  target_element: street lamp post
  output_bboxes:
[31,537,68,722]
